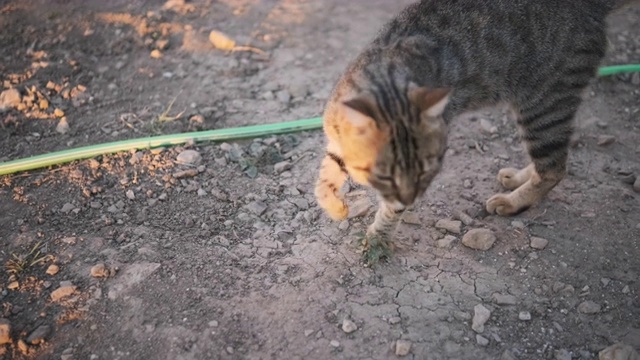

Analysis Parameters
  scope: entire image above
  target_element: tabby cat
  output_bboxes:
[314,0,634,245]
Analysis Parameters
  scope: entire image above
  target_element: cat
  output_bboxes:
[314,0,635,248]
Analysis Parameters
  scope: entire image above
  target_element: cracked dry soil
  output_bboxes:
[0,0,639,359]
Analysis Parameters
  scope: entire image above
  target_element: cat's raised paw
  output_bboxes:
[486,193,529,216]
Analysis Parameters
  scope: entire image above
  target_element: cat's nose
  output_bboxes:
[398,191,415,206]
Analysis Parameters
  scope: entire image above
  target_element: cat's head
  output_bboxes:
[338,84,450,207]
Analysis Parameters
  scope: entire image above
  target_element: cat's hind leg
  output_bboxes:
[487,94,582,216]
[314,148,350,221]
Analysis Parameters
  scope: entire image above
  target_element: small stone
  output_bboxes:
[125,190,135,200]
[348,198,372,218]
[476,335,489,346]
[0,88,21,110]
[246,201,268,216]
[518,311,532,321]
[18,339,29,354]
[61,203,75,214]
[395,340,412,356]
[176,150,202,165]
[454,210,475,226]
[388,316,402,324]
[150,49,162,58]
[0,318,11,344]
[632,72,640,86]
[555,349,572,360]
[274,161,292,174]
[197,188,207,196]
[633,177,640,193]
[472,304,491,333]
[208,320,219,327]
[26,325,51,345]
[341,319,357,333]
[435,219,462,234]
[436,235,456,249]
[598,342,640,360]
[530,236,549,250]
[501,350,518,360]
[330,340,340,348]
[338,220,349,230]
[479,118,497,134]
[597,135,616,146]
[56,117,70,134]
[276,90,291,104]
[492,293,517,305]
[7,281,19,290]
[402,212,421,225]
[462,228,497,251]
[291,198,309,210]
[90,263,110,278]
[51,285,77,301]
[46,264,60,276]
[622,285,630,294]
[304,329,314,337]
[578,301,601,314]
[53,108,65,118]
[601,278,611,287]
[226,346,234,354]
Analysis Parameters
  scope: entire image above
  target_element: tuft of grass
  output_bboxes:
[356,233,393,266]
[5,241,52,274]
[156,93,185,123]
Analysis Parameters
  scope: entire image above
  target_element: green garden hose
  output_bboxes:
[0,64,639,176]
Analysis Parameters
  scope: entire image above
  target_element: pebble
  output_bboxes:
[208,320,219,327]
[26,325,51,345]
[518,311,532,321]
[276,90,291,104]
[0,88,21,110]
[472,304,491,333]
[8,281,19,290]
[476,335,490,346]
[18,339,29,354]
[598,342,640,360]
[56,117,70,134]
[401,212,421,225]
[226,346,234,354]
[462,228,497,251]
[555,349,572,360]
[304,329,314,337]
[51,284,77,301]
[46,265,60,276]
[436,235,457,249]
[454,210,474,226]
[348,198,372,218]
[90,263,110,278]
[479,118,498,134]
[341,319,357,333]
[633,177,640,193]
[274,161,292,174]
[330,340,340,348]
[125,190,135,200]
[395,340,412,356]
[176,150,202,165]
[246,201,268,216]
[530,237,549,250]
[150,49,162,58]
[291,198,309,210]
[61,203,75,214]
[0,318,10,344]
[601,278,611,287]
[435,219,462,234]
[597,135,616,146]
[197,188,208,196]
[338,220,349,231]
[53,108,65,118]
[578,301,601,314]
[492,293,517,305]
[632,72,640,86]
[622,285,630,294]
[501,350,517,360]
[388,316,402,324]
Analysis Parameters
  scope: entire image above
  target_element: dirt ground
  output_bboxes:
[0,0,639,359]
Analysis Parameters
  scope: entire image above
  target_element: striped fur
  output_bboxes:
[315,0,631,247]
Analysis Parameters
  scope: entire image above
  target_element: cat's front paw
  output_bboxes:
[496,168,522,190]
[486,193,529,216]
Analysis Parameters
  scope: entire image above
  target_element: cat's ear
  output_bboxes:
[341,93,377,128]
[408,83,451,117]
